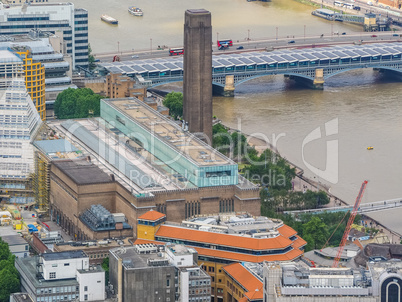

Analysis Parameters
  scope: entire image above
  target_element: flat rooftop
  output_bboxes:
[1,235,27,245]
[0,49,22,63]
[104,98,234,167]
[41,250,87,261]
[111,246,173,270]
[52,159,114,185]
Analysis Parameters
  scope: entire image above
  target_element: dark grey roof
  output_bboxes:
[1,235,28,246]
[41,250,87,261]
[52,159,114,185]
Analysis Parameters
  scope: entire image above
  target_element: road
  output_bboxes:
[93,31,402,63]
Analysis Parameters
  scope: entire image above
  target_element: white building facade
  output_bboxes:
[0,78,42,181]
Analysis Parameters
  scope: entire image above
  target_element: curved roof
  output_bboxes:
[155,224,293,251]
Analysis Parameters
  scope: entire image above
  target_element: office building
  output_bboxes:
[183,9,213,143]
[9,293,35,302]
[109,243,210,302]
[0,2,88,69]
[15,250,105,302]
[0,78,42,204]
[136,210,306,302]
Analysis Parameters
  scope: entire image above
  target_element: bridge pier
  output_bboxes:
[212,75,235,97]
[375,68,402,81]
[287,69,325,90]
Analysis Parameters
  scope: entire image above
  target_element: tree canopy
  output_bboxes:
[0,238,20,302]
[163,91,183,119]
[54,88,101,119]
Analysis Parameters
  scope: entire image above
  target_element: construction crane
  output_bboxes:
[332,180,368,268]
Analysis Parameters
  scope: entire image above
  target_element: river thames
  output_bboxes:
[52,0,402,236]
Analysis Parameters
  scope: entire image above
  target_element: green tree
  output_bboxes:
[101,257,109,285]
[163,91,183,119]
[88,43,96,70]
[0,239,20,302]
[302,216,329,250]
[54,88,101,119]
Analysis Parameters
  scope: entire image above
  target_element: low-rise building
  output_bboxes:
[1,235,29,258]
[15,250,105,302]
[109,243,211,302]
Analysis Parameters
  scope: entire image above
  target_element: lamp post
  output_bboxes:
[276,27,278,41]
[247,29,250,44]
[304,25,306,41]
[217,32,219,44]
[150,38,152,54]
[117,41,120,54]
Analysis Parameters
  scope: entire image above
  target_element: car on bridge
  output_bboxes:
[236,46,244,50]
[371,34,378,37]
[288,40,295,44]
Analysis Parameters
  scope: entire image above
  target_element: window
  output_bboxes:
[166,279,170,287]
[64,263,70,266]
[84,286,88,292]
[84,294,88,301]
[49,272,56,279]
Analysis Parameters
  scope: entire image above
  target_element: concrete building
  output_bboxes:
[109,243,210,302]
[262,259,402,302]
[0,2,88,69]
[183,9,213,143]
[0,78,42,204]
[1,235,29,258]
[136,210,306,302]
[15,250,105,302]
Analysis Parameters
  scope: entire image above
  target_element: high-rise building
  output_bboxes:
[183,9,213,143]
[0,78,42,204]
[0,2,88,69]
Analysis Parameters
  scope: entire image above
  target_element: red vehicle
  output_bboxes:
[217,39,233,47]
[169,48,184,56]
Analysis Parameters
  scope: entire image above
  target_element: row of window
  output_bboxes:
[0,24,69,29]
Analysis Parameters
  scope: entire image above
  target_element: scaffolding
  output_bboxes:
[32,151,50,213]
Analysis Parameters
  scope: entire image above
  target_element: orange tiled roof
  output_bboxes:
[138,210,165,221]
[223,263,263,300]
[192,246,303,263]
[292,235,307,249]
[277,224,297,238]
[155,225,293,251]
[239,298,249,302]
[244,288,264,301]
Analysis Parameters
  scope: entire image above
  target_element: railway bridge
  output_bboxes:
[100,42,402,96]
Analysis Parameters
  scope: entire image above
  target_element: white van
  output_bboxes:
[367,1,373,5]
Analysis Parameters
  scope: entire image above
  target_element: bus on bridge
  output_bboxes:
[217,39,233,47]
[169,48,184,56]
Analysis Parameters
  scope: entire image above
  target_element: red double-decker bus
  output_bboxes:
[217,39,233,47]
[169,48,184,56]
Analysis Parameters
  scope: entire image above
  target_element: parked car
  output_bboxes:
[392,33,399,37]
[353,5,361,10]
[236,46,244,50]
[288,40,295,44]
[367,1,373,5]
